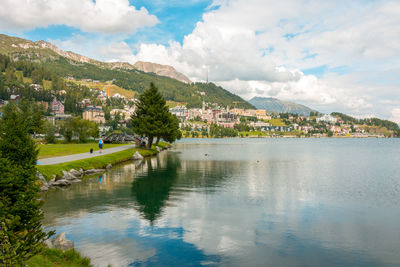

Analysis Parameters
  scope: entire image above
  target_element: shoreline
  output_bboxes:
[37,142,170,183]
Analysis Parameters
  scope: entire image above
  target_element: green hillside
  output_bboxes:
[249,96,316,115]
[0,34,254,109]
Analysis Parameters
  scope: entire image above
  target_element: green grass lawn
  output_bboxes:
[37,142,170,181]
[25,247,91,267]
[37,143,127,159]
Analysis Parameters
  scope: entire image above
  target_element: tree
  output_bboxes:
[44,121,57,144]
[0,103,53,265]
[131,83,172,149]
[157,113,181,144]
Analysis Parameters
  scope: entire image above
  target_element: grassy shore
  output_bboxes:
[37,142,170,181]
[25,247,91,267]
[38,143,127,159]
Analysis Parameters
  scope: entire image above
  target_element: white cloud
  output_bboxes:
[12,0,399,119]
[389,108,400,124]
[0,0,158,34]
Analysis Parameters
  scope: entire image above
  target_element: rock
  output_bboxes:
[40,185,49,191]
[69,169,83,178]
[51,179,71,186]
[84,169,105,175]
[61,170,77,180]
[106,164,112,169]
[132,151,144,160]
[46,232,74,252]
[36,172,48,185]
[69,179,82,183]
[156,146,162,152]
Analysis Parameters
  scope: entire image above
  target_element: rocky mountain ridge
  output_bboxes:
[0,34,189,83]
[249,96,317,116]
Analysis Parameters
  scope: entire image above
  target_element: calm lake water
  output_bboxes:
[42,138,400,267]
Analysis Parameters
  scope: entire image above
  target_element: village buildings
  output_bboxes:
[83,106,105,124]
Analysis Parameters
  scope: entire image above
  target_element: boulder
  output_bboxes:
[61,170,76,180]
[156,146,162,152]
[132,151,144,160]
[84,169,105,175]
[40,185,49,191]
[46,232,74,252]
[69,169,83,178]
[36,172,48,185]
[51,179,71,187]
[106,164,112,169]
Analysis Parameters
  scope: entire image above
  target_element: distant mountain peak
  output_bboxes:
[133,61,191,84]
[0,34,190,83]
[249,96,316,116]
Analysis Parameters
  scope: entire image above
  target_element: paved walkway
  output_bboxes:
[37,145,136,165]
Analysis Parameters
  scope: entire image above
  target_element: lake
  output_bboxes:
[42,138,400,266]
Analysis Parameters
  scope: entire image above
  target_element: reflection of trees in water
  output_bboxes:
[131,155,180,224]
[43,151,243,225]
[131,152,243,223]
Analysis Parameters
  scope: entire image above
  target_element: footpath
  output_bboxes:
[37,145,136,165]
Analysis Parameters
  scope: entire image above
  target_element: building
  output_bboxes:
[230,108,244,116]
[255,109,270,120]
[51,97,64,114]
[188,108,203,120]
[316,114,338,123]
[30,83,43,91]
[10,94,21,103]
[110,108,132,121]
[243,109,257,117]
[46,113,72,125]
[83,106,105,124]
[250,121,271,130]
[169,106,188,121]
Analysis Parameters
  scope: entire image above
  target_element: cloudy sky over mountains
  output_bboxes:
[0,0,399,122]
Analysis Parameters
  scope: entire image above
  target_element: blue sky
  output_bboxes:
[0,0,399,122]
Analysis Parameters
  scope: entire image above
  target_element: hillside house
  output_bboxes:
[83,106,105,124]
[51,97,64,114]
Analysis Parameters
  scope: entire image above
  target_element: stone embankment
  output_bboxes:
[37,168,105,191]
[37,147,165,191]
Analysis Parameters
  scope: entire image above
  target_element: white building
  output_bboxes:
[316,114,338,123]
[169,106,188,121]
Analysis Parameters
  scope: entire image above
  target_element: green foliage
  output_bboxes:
[44,122,57,144]
[332,112,400,135]
[0,103,53,265]
[38,56,253,109]
[209,124,238,137]
[59,117,99,143]
[26,247,91,267]
[159,114,182,143]
[131,83,178,148]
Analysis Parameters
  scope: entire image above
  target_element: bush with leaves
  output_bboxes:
[0,103,54,265]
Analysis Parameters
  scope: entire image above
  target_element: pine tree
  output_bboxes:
[0,103,53,265]
[131,83,171,149]
[157,113,181,144]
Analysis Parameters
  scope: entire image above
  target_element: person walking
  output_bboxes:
[98,138,103,153]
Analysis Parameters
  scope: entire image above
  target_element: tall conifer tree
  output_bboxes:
[0,102,53,265]
[131,83,170,148]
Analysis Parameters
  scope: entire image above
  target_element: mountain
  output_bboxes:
[0,34,253,109]
[134,61,191,84]
[0,34,134,69]
[0,34,190,83]
[249,97,316,116]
